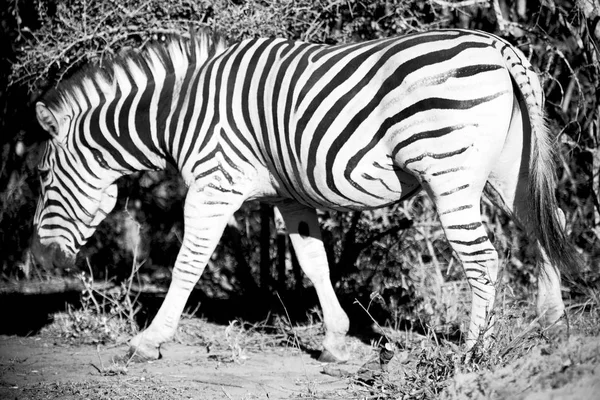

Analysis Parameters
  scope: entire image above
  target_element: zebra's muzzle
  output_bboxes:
[30,228,77,271]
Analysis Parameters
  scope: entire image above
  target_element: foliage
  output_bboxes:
[1,0,598,339]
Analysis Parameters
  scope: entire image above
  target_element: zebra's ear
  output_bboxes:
[36,102,60,138]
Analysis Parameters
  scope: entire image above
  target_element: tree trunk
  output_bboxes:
[273,207,287,292]
[260,203,273,291]
[225,217,259,294]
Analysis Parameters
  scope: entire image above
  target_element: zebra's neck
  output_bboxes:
[45,32,230,183]
[83,76,169,174]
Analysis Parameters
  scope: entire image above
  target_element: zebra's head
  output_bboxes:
[31,102,118,270]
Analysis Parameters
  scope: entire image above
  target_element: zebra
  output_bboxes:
[31,28,579,362]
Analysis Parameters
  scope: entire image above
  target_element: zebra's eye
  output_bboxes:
[39,169,50,182]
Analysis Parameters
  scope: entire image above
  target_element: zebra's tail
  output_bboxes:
[500,41,580,277]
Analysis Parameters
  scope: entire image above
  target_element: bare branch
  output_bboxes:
[492,0,506,32]
[431,0,490,9]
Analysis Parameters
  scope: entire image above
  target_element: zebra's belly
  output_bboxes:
[284,161,421,211]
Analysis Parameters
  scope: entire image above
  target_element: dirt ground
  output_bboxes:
[0,336,352,399]
[0,318,373,400]
[1,317,599,400]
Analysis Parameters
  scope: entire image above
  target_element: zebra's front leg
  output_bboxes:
[129,179,245,360]
[278,202,350,362]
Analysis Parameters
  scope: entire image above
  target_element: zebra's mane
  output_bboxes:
[40,29,228,114]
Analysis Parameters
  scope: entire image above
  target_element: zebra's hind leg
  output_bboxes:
[425,181,499,350]
[277,201,350,362]
[484,184,567,335]
[129,178,247,361]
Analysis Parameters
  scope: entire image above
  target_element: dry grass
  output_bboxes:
[40,251,142,345]
[346,295,599,400]
[90,345,130,376]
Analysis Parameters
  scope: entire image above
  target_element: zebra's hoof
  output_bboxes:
[318,348,348,363]
[318,349,340,363]
[126,343,162,362]
[541,313,569,342]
